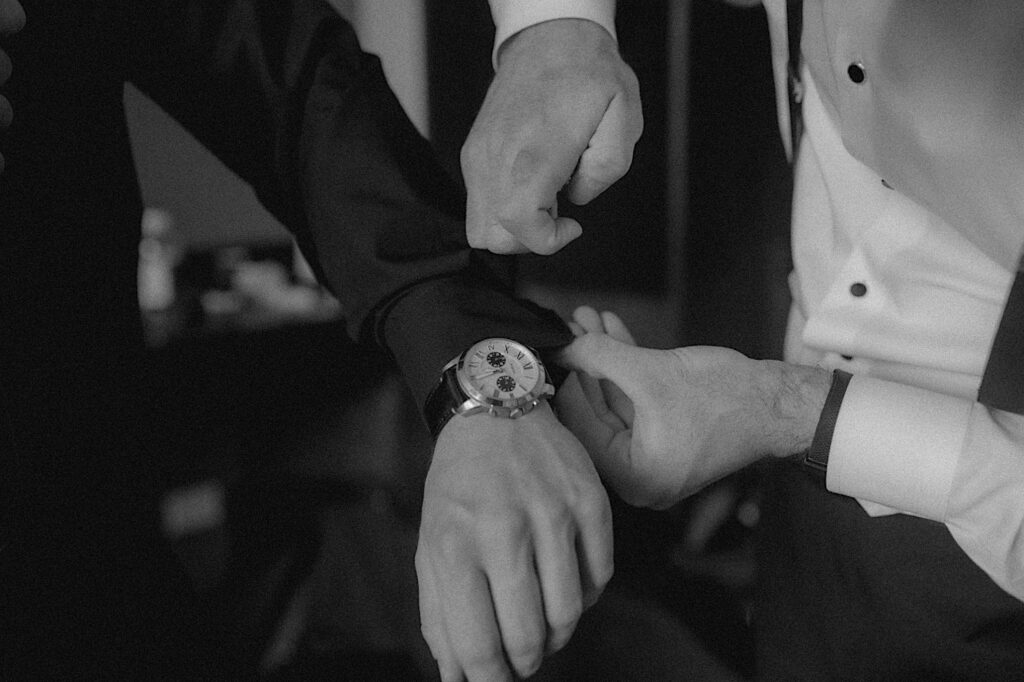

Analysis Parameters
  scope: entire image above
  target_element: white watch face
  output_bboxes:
[457,338,544,406]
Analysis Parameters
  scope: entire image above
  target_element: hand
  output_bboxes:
[416,401,613,681]
[557,307,830,509]
[0,0,23,173]
[462,19,643,255]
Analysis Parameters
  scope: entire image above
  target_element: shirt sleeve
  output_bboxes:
[127,1,574,413]
[488,0,617,68]
[825,375,1024,602]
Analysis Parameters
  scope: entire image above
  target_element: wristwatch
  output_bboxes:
[424,338,556,440]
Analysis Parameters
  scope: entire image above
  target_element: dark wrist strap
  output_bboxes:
[424,365,462,441]
[536,347,569,390]
[803,369,853,475]
[978,250,1024,414]
[786,0,804,162]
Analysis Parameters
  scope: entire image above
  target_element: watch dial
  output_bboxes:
[463,339,541,402]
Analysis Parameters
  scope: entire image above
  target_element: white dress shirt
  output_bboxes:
[490,0,1024,602]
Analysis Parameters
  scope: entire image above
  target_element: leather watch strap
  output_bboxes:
[978,250,1024,415]
[424,364,463,440]
[804,369,853,475]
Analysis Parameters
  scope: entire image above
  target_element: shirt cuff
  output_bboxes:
[825,375,972,521]
[489,0,617,69]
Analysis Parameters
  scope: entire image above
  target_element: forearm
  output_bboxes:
[128,1,573,408]
[488,0,617,68]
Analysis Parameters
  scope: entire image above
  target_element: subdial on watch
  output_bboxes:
[496,375,517,393]
[487,352,506,368]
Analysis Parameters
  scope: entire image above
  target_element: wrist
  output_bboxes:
[491,0,618,69]
[755,360,833,459]
[496,17,618,71]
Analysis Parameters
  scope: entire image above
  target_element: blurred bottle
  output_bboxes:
[138,207,184,312]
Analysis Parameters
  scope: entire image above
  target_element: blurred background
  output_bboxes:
[126,0,792,678]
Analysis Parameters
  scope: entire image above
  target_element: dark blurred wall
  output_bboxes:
[683,1,791,360]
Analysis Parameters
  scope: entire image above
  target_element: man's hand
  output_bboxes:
[557,307,830,509]
[416,401,613,681]
[462,19,642,255]
[0,0,24,174]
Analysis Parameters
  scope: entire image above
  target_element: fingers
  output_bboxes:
[600,310,636,346]
[0,1,25,34]
[565,308,640,417]
[531,512,582,657]
[576,369,628,432]
[464,134,585,255]
[571,306,606,335]
[559,329,637,387]
[420,412,609,680]
[566,309,630,430]
[462,19,639,256]
[566,90,643,206]
[556,372,619,452]
[573,489,614,611]
[434,542,514,682]
[467,213,583,256]
[571,306,636,345]
[416,544,463,682]
[483,528,546,678]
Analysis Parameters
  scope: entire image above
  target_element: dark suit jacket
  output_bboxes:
[0,0,572,504]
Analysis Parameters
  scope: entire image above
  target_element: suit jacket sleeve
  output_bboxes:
[126,0,573,411]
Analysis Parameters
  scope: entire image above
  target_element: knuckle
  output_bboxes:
[471,223,520,254]
[434,526,471,569]
[578,486,611,522]
[477,512,529,548]
[487,234,520,255]
[508,146,549,190]
[543,504,575,534]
